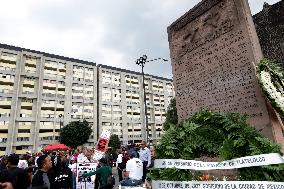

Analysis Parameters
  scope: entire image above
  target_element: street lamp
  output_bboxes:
[59,114,63,130]
[59,114,63,141]
[135,55,168,144]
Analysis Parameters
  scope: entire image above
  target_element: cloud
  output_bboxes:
[0,0,281,79]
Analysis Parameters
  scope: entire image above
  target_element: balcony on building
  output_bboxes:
[43,79,57,89]
[0,62,16,73]
[20,99,33,109]
[44,60,57,70]
[23,66,37,74]
[58,63,66,72]
[44,70,57,79]
[42,89,56,98]
[0,52,17,63]
[23,79,35,88]
[25,56,37,67]
[41,100,56,110]
[0,74,14,85]
[58,71,66,80]
[18,122,32,130]
[56,102,64,110]
[0,97,12,108]
[40,122,54,130]
[0,121,9,130]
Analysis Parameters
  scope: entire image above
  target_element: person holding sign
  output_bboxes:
[81,158,114,189]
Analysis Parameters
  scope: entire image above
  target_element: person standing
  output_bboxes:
[81,158,113,189]
[52,156,73,189]
[0,156,8,172]
[127,143,137,158]
[120,151,143,186]
[116,150,123,182]
[0,154,30,189]
[138,141,151,182]
[31,154,53,189]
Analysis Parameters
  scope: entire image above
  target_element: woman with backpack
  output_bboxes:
[81,158,114,189]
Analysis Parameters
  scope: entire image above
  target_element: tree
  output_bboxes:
[59,120,92,149]
[108,134,121,154]
[163,98,178,131]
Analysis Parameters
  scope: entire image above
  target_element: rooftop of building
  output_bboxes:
[0,43,173,82]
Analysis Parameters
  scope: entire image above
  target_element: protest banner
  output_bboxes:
[154,153,284,170]
[152,181,284,189]
[76,162,98,189]
[93,130,111,161]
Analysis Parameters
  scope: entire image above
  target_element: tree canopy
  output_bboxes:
[60,120,92,149]
[163,98,178,131]
[108,134,121,154]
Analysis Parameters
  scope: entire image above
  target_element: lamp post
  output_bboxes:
[59,114,63,141]
[136,55,168,144]
[59,114,63,130]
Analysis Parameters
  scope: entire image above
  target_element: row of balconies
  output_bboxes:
[0,53,17,62]
[0,62,16,72]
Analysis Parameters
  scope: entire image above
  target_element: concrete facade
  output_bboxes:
[253,1,284,67]
[0,43,174,155]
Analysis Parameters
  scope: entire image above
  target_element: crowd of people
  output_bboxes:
[0,141,154,189]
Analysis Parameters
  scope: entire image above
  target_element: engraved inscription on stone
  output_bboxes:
[168,0,270,128]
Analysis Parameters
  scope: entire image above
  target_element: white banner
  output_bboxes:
[76,162,98,189]
[152,181,284,189]
[154,153,284,170]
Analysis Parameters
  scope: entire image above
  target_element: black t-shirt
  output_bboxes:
[54,167,73,189]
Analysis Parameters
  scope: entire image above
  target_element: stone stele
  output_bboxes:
[168,0,284,150]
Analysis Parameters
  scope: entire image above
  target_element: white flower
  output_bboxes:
[260,71,284,113]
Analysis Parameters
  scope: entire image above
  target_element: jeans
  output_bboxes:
[72,172,76,189]
[120,178,143,186]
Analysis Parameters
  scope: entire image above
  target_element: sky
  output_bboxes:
[0,0,281,79]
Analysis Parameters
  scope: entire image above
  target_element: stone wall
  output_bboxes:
[253,1,284,67]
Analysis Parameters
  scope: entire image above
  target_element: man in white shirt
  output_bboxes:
[120,151,143,186]
[138,141,151,181]
[116,150,123,182]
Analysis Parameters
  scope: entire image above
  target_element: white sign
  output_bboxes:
[100,130,111,139]
[154,153,284,170]
[76,162,98,189]
[152,181,284,189]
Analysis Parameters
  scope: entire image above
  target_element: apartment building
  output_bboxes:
[98,65,174,145]
[0,43,174,155]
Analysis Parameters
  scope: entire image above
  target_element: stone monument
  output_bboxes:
[168,0,284,149]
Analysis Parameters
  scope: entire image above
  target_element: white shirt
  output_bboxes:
[116,154,123,164]
[18,160,28,169]
[68,163,77,173]
[138,147,151,166]
[126,158,143,180]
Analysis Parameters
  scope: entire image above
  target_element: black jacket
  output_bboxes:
[32,169,55,189]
